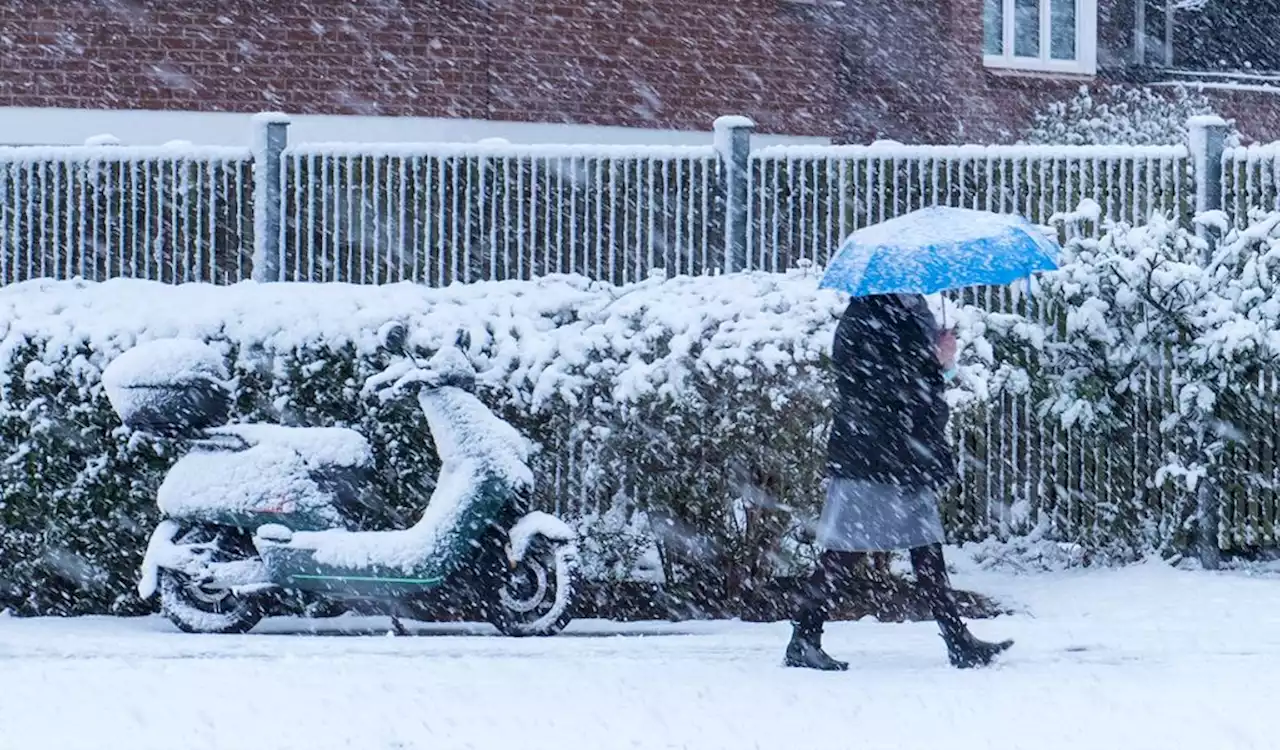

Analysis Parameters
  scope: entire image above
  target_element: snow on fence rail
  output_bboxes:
[0,114,1266,286]
[0,144,253,285]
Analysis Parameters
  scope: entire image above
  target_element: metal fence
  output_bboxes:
[749,143,1192,271]
[278,143,724,286]
[1223,142,1280,225]
[0,145,253,285]
[0,114,1263,286]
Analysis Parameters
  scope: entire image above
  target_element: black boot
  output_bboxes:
[911,544,1013,669]
[939,626,1014,669]
[784,608,849,671]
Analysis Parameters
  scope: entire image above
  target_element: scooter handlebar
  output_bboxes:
[362,347,477,403]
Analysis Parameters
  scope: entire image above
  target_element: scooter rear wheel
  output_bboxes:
[488,538,576,637]
[159,526,265,635]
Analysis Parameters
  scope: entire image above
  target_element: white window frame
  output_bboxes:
[984,0,1098,76]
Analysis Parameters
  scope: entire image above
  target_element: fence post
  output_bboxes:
[714,115,755,273]
[1187,114,1228,570]
[1189,115,1227,241]
[251,112,290,282]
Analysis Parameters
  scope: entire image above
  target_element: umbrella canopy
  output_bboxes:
[819,206,1060,297]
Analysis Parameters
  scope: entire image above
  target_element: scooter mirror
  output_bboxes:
[379,322,408,355]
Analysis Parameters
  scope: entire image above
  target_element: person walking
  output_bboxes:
[785,293,1013,671]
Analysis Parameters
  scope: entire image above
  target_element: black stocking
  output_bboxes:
[909,543,968,638]
[794,550,863,633]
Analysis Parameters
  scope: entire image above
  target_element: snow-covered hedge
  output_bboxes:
[0,272,872,615]
[1021,84,1242,146]
[981,206,1280,557]
[13,218,1276,618]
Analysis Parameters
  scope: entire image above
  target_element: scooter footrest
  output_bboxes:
[255,523,294,544]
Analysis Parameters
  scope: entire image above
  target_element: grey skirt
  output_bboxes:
[814,479,945,552]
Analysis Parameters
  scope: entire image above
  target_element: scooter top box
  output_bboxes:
[102,338,233,438]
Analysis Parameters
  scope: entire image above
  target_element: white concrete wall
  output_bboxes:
[0,107,831,148]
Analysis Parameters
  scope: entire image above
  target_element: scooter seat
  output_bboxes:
[208,424,373,469]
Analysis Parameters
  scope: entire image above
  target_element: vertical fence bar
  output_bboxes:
[451,155,463,283]
[304,153,316,282]
[26,162,36,281]
[0,164,8,284]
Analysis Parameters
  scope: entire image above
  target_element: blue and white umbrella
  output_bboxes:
[819,206,1060,298]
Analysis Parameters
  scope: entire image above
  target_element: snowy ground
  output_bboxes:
[1,560,1277,750]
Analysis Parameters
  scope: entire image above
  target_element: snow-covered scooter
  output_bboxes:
[105,324,578,636]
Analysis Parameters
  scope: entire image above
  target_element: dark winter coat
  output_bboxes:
[826,294,955,489]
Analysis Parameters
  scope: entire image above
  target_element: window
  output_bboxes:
[984,0,1097,75]
[1132,0,1174,67]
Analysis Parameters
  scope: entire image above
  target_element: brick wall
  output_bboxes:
[2,0,1276,144]
[830,0,1079,144]
[0,0,842,137]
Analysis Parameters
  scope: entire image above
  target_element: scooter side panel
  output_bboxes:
[263,546,448,598]
[168,508,339,533]
[258,476,512,598]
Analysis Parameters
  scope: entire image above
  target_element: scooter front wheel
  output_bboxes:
[488,538,577,637]
[159,526,265,635]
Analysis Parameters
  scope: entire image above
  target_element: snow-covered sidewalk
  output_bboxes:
[1,561,1276,750]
